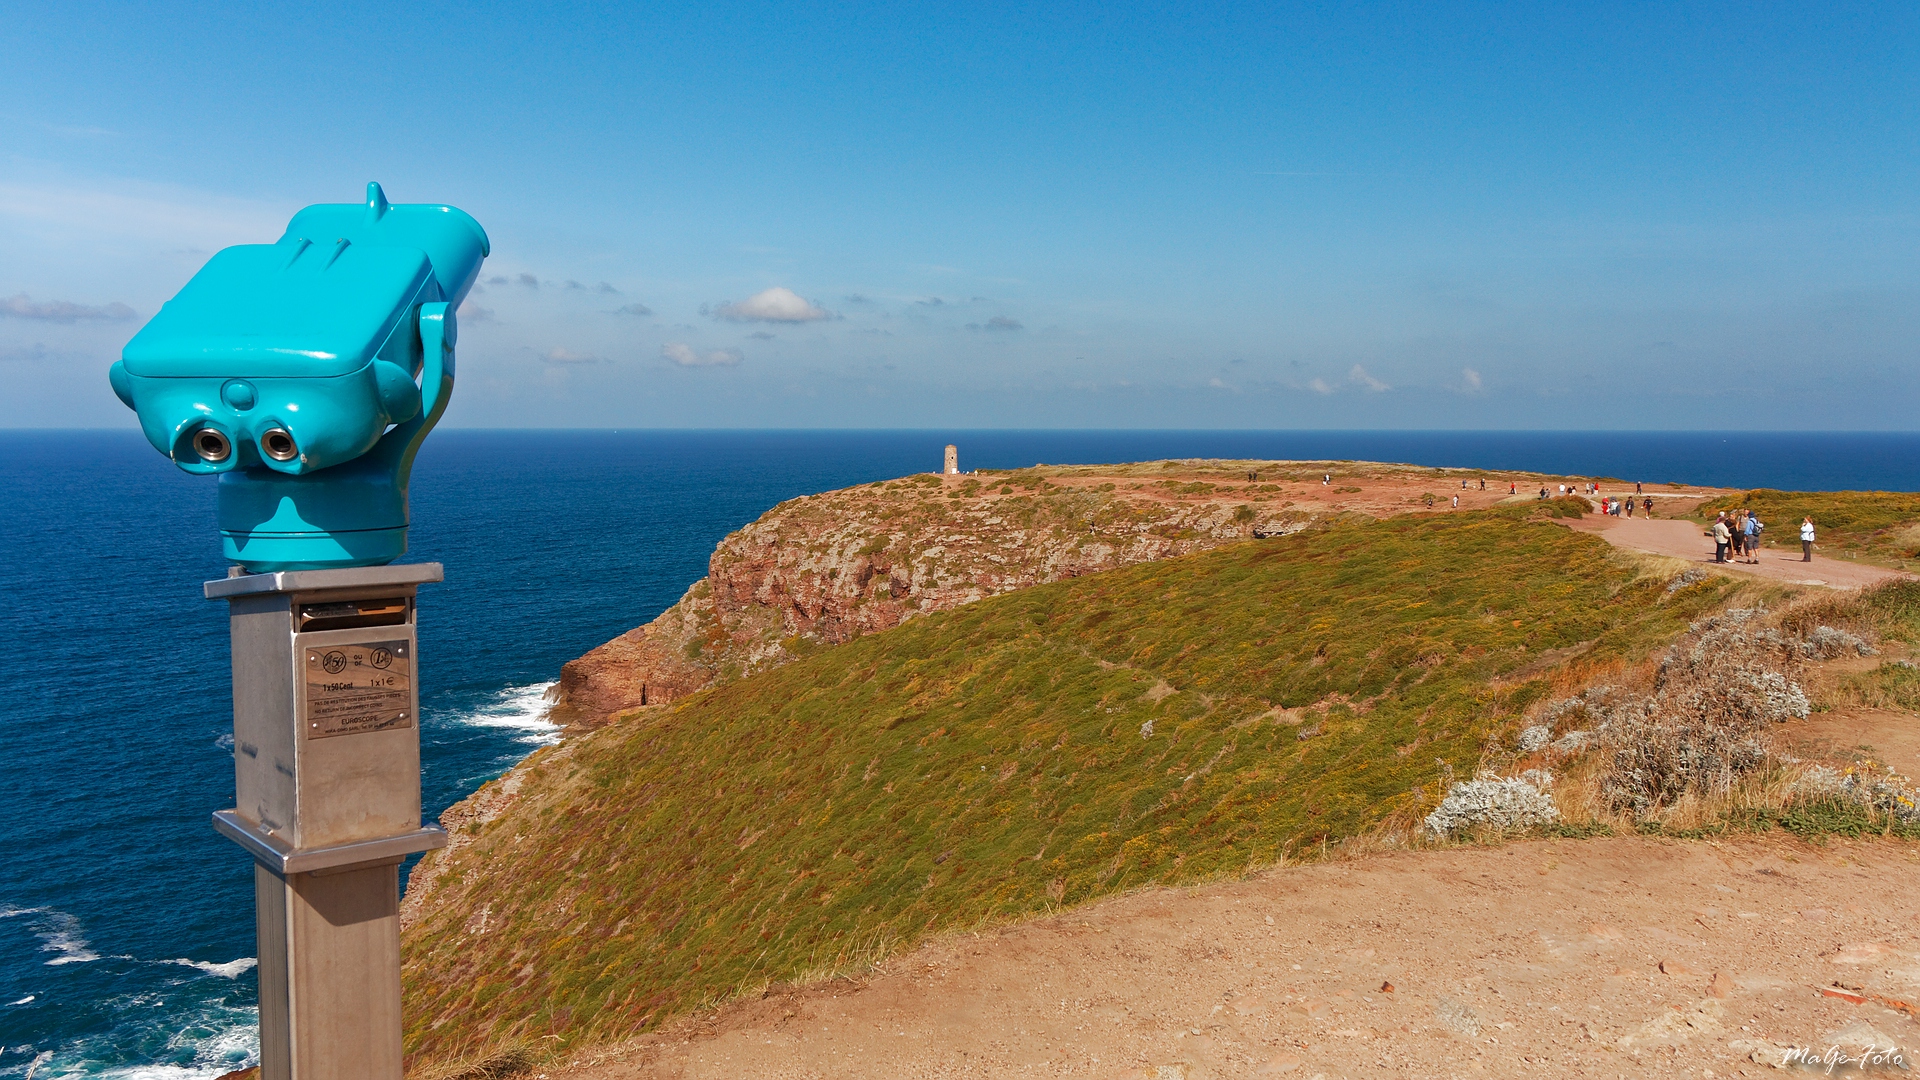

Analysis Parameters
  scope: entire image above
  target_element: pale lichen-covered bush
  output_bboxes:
[1798,765,1920,825]
[1512,608,1833,818]
[1424,772,1560,837]
[1600,611,1814,815]
[1797,625,1877,660]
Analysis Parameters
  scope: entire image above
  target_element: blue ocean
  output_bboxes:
[4,428,1919,1077]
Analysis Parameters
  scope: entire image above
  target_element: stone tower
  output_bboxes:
[943,444,959,475]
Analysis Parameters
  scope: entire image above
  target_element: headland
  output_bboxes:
[390,458,1920,1080]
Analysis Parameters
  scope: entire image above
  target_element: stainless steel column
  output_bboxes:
[206,564,449,1080]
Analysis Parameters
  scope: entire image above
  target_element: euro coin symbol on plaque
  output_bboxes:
[322,650,348,675]
[370,647,393,670]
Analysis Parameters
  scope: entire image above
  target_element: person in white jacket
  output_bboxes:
[1801,517,1816,562]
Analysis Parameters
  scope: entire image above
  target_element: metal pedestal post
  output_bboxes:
[205,564,448,1080]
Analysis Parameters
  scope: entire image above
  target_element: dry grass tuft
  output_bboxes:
[409,1044,541,1080]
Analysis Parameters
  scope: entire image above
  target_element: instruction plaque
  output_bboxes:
[302,639,413,738]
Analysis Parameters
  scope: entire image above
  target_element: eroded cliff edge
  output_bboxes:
[547,458,1433,728]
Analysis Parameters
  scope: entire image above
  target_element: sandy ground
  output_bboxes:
[553,830,1920,1080]
[1563,515,1909,591]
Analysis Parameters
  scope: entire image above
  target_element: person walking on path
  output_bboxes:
[1712,513,1732,563]
[1743,512,1762,563]
[1643,496,1654,517]
[1801,517,1816,561]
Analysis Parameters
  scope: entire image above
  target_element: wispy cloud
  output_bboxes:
[708,287,832,323]
[543,347,601,365]
[1,294,136,322]
[663,342,743,367]
[0,179,283,249]
[1308,378,1335,395]
[517,274,539,289]
[0,343,52,363]
[611,302,652,317]
[596,282,621,295]
[981,315,1022,331]
[457,300,495,324]
[1460,367,1484,393]
[1349,364,1391,392]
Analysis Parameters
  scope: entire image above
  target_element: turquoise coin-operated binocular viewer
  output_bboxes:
[110,182,488,572]
[109,184,487,1079]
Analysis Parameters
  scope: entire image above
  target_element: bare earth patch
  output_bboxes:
[549,834,1919,1080]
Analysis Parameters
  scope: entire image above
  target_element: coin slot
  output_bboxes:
[297,597,410,632]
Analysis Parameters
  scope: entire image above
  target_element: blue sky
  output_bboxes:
[2,1,1916,429]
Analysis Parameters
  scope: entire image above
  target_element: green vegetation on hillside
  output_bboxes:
[1699,490,1920,566]
[402,513,1728,1065]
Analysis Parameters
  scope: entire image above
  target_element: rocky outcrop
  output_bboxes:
[551,462,1329,728]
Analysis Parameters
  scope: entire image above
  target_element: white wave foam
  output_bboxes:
[163,957,256,979]
[28,911,98,966]
[36,1003,260,1079]
[454,682,561,746]
[10,996,32,1005]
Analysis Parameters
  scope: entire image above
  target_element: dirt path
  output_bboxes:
[553,833,1920,1080]
[1563,515,1908,590]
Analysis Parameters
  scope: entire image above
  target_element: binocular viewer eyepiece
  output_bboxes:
[112,183,488,573]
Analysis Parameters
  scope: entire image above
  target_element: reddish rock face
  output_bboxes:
[550,460,1460,729]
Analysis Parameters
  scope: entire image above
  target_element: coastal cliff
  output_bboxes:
[549,458,1486,728]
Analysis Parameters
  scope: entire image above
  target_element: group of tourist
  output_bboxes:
[1709,510,1817,563]
[1710,510,1763,564]
[1595,495,1652,518]
[1528,480,1656,519]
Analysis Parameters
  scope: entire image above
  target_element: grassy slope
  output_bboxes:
[1699,490,1920,566]
[401,512,1728,1064]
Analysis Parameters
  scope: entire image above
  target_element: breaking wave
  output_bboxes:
[448,682,560,747]
[162,958,256,979]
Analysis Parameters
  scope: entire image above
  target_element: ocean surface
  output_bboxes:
[4,427,1920,1077]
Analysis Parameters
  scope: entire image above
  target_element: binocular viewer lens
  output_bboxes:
[260,428,299,463]
[180,425,300,467]
[192,428,233,464]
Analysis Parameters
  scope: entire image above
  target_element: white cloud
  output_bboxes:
[1461,367,1484,393]
[0,294,136,322]
[662,342,743,367]
[543,347,601,365]
[709,287,832,323]
[456,300,495,324]
[1308,378,1335,394]
[1349,364,1391,392]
